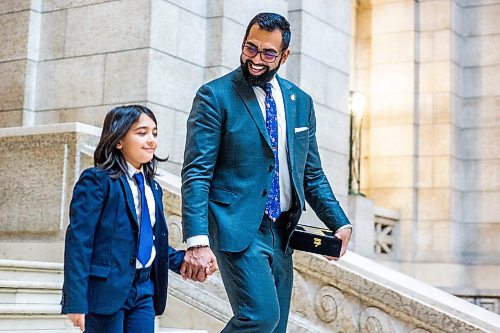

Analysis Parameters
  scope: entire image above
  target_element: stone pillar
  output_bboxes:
[458,1,500,292]
[0,1,37,127]
[147,0,207,174]
[363,0,418,260]
[287,0,352,227]
[415,0,465,266]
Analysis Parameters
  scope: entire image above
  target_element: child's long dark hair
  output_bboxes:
[94,105,167,183]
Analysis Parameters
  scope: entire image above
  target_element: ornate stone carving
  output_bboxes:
[167,214,183,248]
[314,286,339,323]
[311,285,357,331]
[360,307,395,333]
[374,215,397,255]
[291,270,314,318]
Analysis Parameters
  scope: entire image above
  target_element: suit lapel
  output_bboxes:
[119,174,138,231]
[231,69,272,150]
[277,75,297,173]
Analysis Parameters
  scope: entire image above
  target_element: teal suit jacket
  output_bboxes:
[181,68,350,252]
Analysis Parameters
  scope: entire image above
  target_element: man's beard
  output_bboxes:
[240,56,281,87]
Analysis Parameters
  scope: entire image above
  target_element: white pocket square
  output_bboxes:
[294,127,308,133]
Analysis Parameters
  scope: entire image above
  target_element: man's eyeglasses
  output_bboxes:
[242,44,283,63]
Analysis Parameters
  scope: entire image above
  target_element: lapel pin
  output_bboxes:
[291,94,296,101]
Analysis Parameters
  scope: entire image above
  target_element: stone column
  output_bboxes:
[458,1,500,293]
[415,0,465,268]
[0,1,37,127]
[287,0,352,227]
[364,0,418,261]
[147,0,207,174]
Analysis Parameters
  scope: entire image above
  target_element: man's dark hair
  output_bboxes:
[244,12,291,50]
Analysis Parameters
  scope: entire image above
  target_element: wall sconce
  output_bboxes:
[349,91,366,195]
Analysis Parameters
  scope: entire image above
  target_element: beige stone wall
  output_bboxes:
[0,0,352,195]
[354,0,500,299]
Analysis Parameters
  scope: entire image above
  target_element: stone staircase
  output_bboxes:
[0,260,207,333]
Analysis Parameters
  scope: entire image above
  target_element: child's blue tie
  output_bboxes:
[133,173,153,267]
[262,83,281,221]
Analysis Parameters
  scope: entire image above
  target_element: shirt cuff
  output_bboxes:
[186,235,210,248]
[337,224,352,231]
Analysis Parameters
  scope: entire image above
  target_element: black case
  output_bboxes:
[290,224,342,257]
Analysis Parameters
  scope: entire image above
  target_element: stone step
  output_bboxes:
[0,260,63,284]
[0,260,210,333]
[0,280,62,305]
[0,328,76,333]
[0,304,77,331]
[158,327,208,333]
[0,329,207,333]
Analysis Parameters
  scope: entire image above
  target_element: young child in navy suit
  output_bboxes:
[62,105,199,332]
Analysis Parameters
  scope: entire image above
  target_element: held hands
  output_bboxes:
[325,227,352,261]
[68,313,85,332]
[180,246,218,282]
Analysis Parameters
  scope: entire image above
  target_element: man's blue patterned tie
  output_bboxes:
[133,173,153,267]
[263,83,281,221]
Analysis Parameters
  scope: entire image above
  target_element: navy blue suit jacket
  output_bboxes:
[61,167,184,315]
[182,68,350,253]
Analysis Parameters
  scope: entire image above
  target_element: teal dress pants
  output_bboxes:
[213,215,294,333]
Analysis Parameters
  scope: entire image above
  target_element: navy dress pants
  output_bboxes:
[84,268,155,333]
[214,215,294,333]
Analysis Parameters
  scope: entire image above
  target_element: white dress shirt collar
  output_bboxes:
[126,162,143,179]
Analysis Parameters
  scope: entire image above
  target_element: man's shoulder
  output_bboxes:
[203,68,239,90]
[276,75,311,100]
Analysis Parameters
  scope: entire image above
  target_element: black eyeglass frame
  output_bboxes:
[241,43,285,63]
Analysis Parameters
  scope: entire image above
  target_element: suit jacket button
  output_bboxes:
[129,256,136,265]
[262,189,268,196]
[268,165,274,172]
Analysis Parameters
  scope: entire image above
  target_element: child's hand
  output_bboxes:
[181,246,218,282]
[67,313,85,332]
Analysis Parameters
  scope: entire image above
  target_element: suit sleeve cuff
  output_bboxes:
[186,235,210,248]
[337,224,352,231]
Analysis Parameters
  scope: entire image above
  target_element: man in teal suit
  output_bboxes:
[181,12,352,332]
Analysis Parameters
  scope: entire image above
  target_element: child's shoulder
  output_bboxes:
[78,166,113,184]
[81,166,107,177]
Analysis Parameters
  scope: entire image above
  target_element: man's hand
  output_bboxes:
[325,227,352,261]
[67,313,85,332]
[180,246,218,282]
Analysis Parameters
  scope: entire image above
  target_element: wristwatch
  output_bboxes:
[188,244,209,249]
